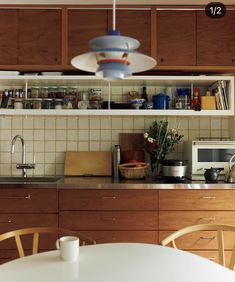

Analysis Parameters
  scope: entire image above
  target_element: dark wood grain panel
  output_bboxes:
[157,10,196,66]
[68,9,108,63]
[159,190,235,211]
[18,9,61,65]
[60,211,158,230]
[115,9,151,56]
[0,189,58,213]
[197,10,235,66]
[159,231,235,250]
[83,230,158,244]
[0,213,58,249]
[159,211,235,230]
[59,189,158,211]
[0,9,18,65]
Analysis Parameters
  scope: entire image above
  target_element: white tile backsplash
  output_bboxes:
[0,115,232,176]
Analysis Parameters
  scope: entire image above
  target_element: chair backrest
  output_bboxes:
[0,227,96,258]
[160,224,235,271]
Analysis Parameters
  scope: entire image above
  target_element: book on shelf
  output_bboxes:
[209,80,228,110]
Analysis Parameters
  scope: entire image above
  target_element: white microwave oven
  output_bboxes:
[184,140,235,180]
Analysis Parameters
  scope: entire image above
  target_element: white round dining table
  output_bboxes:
[0,243,234,282]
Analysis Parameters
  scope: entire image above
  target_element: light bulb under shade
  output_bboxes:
[71,50,157,74]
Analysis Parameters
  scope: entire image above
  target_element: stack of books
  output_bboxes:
[211,80,228,110]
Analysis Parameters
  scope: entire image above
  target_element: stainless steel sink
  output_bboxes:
[0,176,62,183]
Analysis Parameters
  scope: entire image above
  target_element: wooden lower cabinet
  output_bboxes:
[159,189,235,266]
[0,188,58,264]
[59,189,158,244]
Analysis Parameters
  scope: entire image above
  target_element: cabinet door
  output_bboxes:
[157,10,196,66]
[68,9,109,64]
[115,9,151,56]
[197,10,235,66]
[18,9,61,65]
[0,9,18,65]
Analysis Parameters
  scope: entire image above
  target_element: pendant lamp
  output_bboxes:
[71,0,157,81]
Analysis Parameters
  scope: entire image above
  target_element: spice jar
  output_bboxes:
[54,99,63,109]
[33,98,42,109]
[42,98,53,109]
[31,87,40,98]
[23,99,33,109]
[14,98,23,109]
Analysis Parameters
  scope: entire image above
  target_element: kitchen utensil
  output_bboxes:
[64,151,112,176]
[204,167,222,181]
[161,159,187,181]
[113,145,121,178]
[226,154,235,183]
[152,93,169,109]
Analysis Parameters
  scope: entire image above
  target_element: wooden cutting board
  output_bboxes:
[119,133,145,162]
[119,133,145,151]
[64,151,112,176]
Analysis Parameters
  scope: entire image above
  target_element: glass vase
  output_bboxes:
[150,155,162,178]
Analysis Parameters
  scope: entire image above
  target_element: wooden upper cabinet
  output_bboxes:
[115,9,151,56]
[156,10,196,66]
[0,10,18,65]
[18,9,62,65]
[68,9,109,64]
[197,10,235,66]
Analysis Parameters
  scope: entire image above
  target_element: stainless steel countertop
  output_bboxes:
[0,176,234,189]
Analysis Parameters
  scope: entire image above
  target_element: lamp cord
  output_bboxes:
[113,0,116,30]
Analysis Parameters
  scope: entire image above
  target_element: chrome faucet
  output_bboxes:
[11,135,35,177]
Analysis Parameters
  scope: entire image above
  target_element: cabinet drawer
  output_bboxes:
[60,211,158,230]
[0,189,58,213]
[59,189,158,211]
[0,214,58,249]
[159,211,235,230]
[159,231,235,250]
[82,230,158,244]
[159,190,235,210]
[191,250,233,268]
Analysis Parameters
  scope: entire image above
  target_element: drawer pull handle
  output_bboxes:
[202,196,216,199]
[0,219,12,223]
[208,257,216,261]
[102,196,116,200]
[0,194,31,200]
[103,217,116,221]
[199,236,215,240]
[201,217,216,221]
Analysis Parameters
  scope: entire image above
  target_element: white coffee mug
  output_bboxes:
[56,236,79,261]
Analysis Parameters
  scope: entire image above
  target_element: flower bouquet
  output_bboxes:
[144,120,184,176]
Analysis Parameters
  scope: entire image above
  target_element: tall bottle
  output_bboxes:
[113,145,121,179]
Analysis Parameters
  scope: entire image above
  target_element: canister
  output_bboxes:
[152,93,169,109]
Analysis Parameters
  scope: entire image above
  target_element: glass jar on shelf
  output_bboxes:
[54,99,63,109]
[33,98,42,109]
[41,87,49,98]
[42,98,54,109]
[175,88,190,109]
[31,87,40,98]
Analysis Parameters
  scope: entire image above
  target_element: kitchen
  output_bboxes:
[0,0,234,276]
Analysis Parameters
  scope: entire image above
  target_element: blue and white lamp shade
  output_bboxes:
[71,31,157,81]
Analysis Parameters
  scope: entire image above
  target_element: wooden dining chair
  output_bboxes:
[0,227,96,258]
[160,224,235,271]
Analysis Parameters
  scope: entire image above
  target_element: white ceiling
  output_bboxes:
[0,0,234,5]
